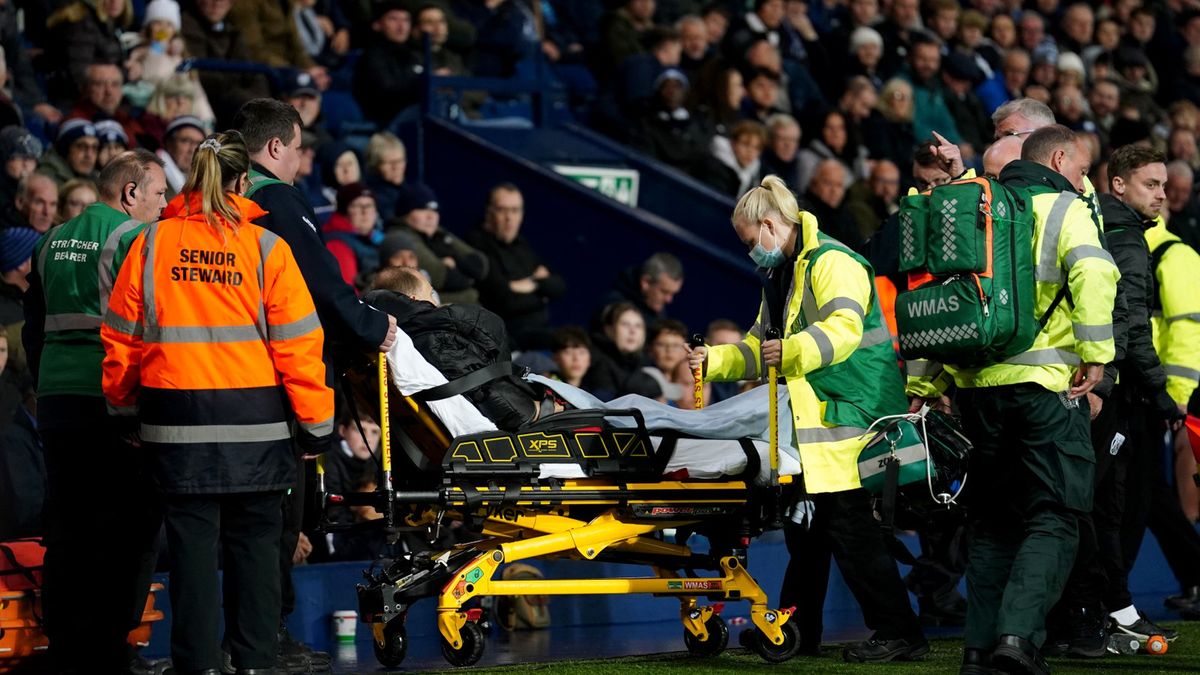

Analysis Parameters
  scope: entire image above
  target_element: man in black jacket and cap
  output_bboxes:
[233,98,396,674]
[354,1,423,126]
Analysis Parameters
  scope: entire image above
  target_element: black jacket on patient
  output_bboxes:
[364,290,541,431]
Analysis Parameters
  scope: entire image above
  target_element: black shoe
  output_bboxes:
[842,635,930,663]
[127,654,173,675]
[960,647,994,675]
[278,626,332,673]
[1166,586,1200,620]
[1059,607,1108,658]
[1112,612,1180,642]
[991,635,1048,675]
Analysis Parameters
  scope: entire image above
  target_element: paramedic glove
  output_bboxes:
[1152,389,1187,428]
[378,314,398,352]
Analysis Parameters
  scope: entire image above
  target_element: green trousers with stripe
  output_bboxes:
[956,383,1094,650]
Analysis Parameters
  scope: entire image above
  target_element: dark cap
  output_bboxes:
[372,0,410,22]
[395,182,439,216]
[943,52,983,84]
[164,115,206,139]
[379,230,420,262]
[284,70,320,99]
[1115,46,1149,71]
[0,127,43,162]
[336,182,374,214]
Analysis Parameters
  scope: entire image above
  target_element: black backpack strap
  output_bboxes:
[411,362,513,403]
[1037,283,1071,330]
[1150,240,1180,311]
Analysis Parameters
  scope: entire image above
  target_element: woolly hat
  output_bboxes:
[394,182,439,216]
[336,182,374,214]
[378,230,419,263]
[164,115,205,139]
[0,127,43,162]
[94,119,129,147]
[654,68,689,90]
[1056,51,1085,78]
[143,0,182,30]
[1,227,40,274]
[54,119,97,156]
[849,26,884,53]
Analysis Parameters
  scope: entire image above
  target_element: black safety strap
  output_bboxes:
[1149,240,1180,311]
[412,362,512,403]
[737,437,761,481]
[875,457,918,565]
[340,373,383,476]
[1037,283,1071,330]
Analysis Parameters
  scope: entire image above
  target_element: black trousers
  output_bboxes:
[166,491,284,671]
[40,397,161,674]
[279,455,306,619]
[779,488,921,646]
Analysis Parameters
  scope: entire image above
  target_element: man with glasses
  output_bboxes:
[465,182,567,350]
[38,119,99,185]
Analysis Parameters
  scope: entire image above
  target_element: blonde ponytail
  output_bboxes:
[181,130,250,231]
[732,174,800,227]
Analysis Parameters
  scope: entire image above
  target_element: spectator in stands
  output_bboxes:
[677,15,712,83]
[452,0,537,77]
[94,120,128,169]
[702,318,744,403]
[293,130,325,209]
[156,115,205,196]
[900,32,961,144]
[693,119,766,197]
[284,71,332,148]
[647,318,689,382]
[957,10,1002,73]
[229,0,328,87]
[365,133,410,222]
[1167,160,1200,251]
[584,301,662,401]
[139,75,204,147]
[803,159,861,246]
[597,0,657,81]
[54,178,99,225]
[846,26,886,91]
[318,142,363,207]
[324,183,382,287]
[323,415,380,547]
[616,27,683,115]
[0,1,60,125]
[845,159,900,244]
[393,182,488,305]
[826,0,882,76]
[355,2,422,126]
[1089,78,1121,150]
[67,63,145,146]
[693,60,744,137]
[127,0,216,125]
[181,0,271,125]
[43,0,130,106]
[990,13,1017,51]
[797,109,865,193]
[1174,46,1200,108]
[551,325,592,388]
[293,0,352,69]
[702,4,730,45]
[739,66,785,124]
[39,120,98,186]
[378,230,421,269]
[924,0,959,45]
[0,128,43,230]
[866,78,917,182]
[464,182,566,349]
[598,252,684,333]
[1002,48,1032,100]
[941,52,992,156]
[724,0,790,63]
[877,0,921,73]
[14,174,59,234]
[631,69,711,172]
[414,3,467,76]
[0,48,20,129]
[761,113,802,191]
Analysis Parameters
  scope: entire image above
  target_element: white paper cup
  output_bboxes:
[332,610,358,643]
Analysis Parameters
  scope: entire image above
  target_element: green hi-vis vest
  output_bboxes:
[244,168,289,198]
[34,202,144,397]
[797,238,909,430]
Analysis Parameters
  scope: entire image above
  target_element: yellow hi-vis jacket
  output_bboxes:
[907,188,1119,395]
[704,212,907,493]
[1146,220,1200,405]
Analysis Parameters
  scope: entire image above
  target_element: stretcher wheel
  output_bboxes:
[750,620,801,663]
[684,614,729,657]
[373,622,407,667]
[441,620,486,667]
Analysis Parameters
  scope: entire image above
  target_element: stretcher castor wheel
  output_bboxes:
[747,621,801,663]
[1144,634,1169,655]
[373,622,407,667]
[441,621,486,667]
[684,614,729,657]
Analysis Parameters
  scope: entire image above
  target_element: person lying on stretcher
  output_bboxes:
[365,267,565,430]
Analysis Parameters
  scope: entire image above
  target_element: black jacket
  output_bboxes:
[582,333,662,402]
[463,226,566,350]
[247,164,390,384]
[354,36,423,125]
[364,291,540,431]
[1100,194,1172,408]
[594,266,663,334]
[0,401,42,540]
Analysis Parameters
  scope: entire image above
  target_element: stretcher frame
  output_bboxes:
[320,358,801,668]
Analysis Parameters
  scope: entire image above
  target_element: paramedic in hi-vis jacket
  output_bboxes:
[101,131,335,674]
[688,175,928,664]
[909,125,1119,675]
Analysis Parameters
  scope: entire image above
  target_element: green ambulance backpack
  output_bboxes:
[894,177,1039,366]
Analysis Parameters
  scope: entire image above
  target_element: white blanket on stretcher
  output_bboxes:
[384,337,801,485]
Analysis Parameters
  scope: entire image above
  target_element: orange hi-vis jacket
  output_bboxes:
[101,192,334,494]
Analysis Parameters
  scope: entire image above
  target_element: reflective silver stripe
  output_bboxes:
[1002,348,1082,366]
[103,308,143,336]
[1064,244,1115,270]
[906,360,944,378]
[255,229,279,342]
[802,324,835,367]
[300,417,334,437]
[107,403,137,416]
[268,311,320,342]
[736,341,759,380]
[1072,323,1113,342]
[1165,365,1200,381]
[142,222,159,328]
[143,324,263,344]
[859,324,894,349]
[140,421,292,444]
[795,425,870,444]
[97,218,142,313]
[819,297,865,320]
[45,312,103,331]
[1035,192,1078,282]
[1167,313,1200,324]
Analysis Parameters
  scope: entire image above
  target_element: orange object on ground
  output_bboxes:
[1144,634,1169,655]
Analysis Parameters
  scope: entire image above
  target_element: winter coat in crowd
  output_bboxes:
[464,225,567,351]
[43,0,127,106]
[394,223,489,306]
[180,5,270,125]
[354,34,425,125]
[582,332,662,402]
[228,0,315,69]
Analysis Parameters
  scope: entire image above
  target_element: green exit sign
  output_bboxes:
[552,165,640,207]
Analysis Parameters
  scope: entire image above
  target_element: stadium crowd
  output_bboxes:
[1,0,1200,674]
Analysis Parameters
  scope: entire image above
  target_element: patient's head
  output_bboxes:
[373,265,436,305]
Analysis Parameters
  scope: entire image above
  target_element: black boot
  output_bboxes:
[842,634,930,662]
[960,647,994,675]
[277,625,332,673]
[991,635,1049,675]
[1165,586,1200,619]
